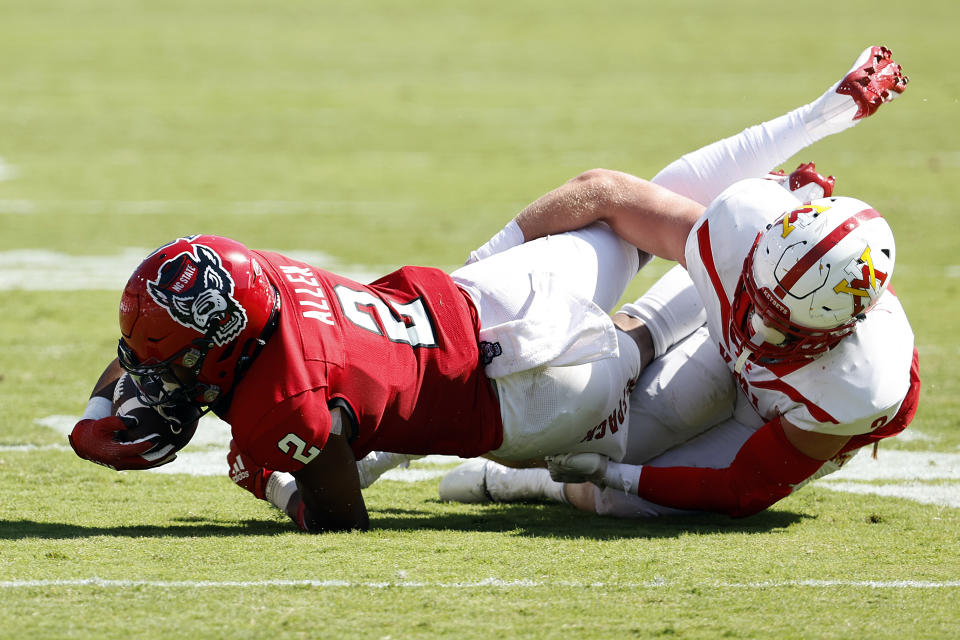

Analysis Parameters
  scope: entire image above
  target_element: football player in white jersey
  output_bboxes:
[438,45,920,518]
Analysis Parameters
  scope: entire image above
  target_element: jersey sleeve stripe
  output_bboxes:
[696,220,732,343]
[750,377,839,424]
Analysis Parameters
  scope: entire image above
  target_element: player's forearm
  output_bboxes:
[262,471,362,533]
[607,419,824,517]
[289,477,370,533]
[80,358,125,421]
[90,358,124,399]
[514,169,702,265]
[514,171,612,241]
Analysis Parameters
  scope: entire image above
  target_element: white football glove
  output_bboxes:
[545,452,609,484]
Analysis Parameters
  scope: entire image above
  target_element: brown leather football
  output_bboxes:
[112,373,200,450]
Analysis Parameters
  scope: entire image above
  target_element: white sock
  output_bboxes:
[651,108,816,206]
[618,265,706,359]
[465,219,525,265]
[801,46,876,140]
[650,62,866,208]
[485,464,568,504]
[356,451,422,489]
[602,462,643,495]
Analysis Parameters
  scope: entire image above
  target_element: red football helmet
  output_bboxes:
[730,196,895,367]
[117,235,278,410]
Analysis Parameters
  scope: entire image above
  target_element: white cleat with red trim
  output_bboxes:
[805,46,908,138]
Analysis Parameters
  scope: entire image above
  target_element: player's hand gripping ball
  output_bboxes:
[111,373,201,466]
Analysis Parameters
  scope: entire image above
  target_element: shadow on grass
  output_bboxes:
[0,517,288,540]
[370,502,812,539]
[0,504,811,540]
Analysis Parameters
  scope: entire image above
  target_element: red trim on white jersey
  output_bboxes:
[843,346,921,452]
[749,377,840,424]
[696,220,731,344]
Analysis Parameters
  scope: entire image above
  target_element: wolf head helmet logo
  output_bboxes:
[118,235,277,409]
[146,243,249,346]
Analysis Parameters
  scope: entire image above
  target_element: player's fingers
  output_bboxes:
[73,419,157,462]
[117,451,177,471]
[110,432,160,457]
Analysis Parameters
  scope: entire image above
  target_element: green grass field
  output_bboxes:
[1,0,959,638]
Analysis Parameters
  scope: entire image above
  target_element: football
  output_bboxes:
[112,373,201,451]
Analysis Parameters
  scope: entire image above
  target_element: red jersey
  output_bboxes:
[224,251,503,472]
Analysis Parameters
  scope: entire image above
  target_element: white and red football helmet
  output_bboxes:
[731,196,895,365]
[117,235,278,410]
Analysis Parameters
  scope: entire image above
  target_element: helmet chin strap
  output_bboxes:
[734,348,752,375]
[750,313,787,346]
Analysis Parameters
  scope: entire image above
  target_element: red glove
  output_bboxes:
[69,417,172,471]
[227,439,273,500]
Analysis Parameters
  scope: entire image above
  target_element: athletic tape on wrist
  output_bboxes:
[82,396,113,421]
[265,472,298,510]
[466,219,525,265]
[603,461,643,495]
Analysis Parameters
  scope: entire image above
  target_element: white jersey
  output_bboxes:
[453,223,645,461]
[683,178,915,437]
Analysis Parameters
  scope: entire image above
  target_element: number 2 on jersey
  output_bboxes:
[278,433,321,465]
[334,285,438,347]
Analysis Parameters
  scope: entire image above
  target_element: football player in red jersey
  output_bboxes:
[72,221,654,531]
[440,46,919,518]
[71,46,915,528]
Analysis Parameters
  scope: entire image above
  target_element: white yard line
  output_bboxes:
[0,444,71,452]
[817,482,960,509]
[824,450,960,480]
[0,199,424,216]
[23,414,462,479]
[1,578,959,589]
[19,415,960,501]
[0,157,15,182]
[0,248,390,291]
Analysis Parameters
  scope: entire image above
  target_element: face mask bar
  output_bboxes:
[117,339,220,410]
[115,285,280,415]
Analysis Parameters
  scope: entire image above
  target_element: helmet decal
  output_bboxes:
[146,243,249,346]
[780,203,830,239]
[730,194,896,364]
[772,207,881,294]
[832,246,888,316]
